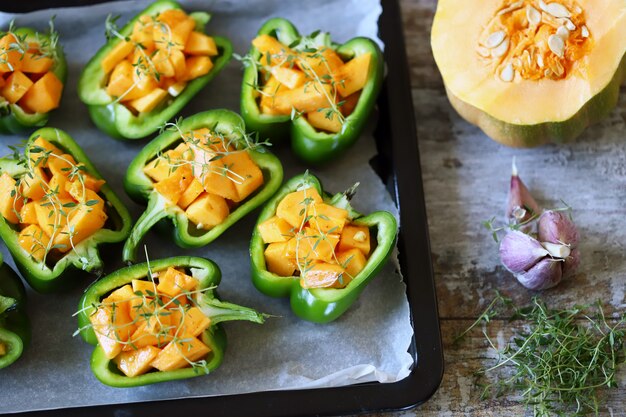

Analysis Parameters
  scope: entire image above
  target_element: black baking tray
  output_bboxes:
[1,0,443,415]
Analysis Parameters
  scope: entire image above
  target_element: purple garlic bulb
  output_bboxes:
[538,210,580,247]
[499,231,548,274]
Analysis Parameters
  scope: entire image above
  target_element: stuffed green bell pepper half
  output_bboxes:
[77,256,265,387]
[0,253,30,370]
[240,18,383,165]
[0,22,67,134]
[250,172,398,323]
[78,0,233,140]
[0,128,132,292]
[123,109,283,263]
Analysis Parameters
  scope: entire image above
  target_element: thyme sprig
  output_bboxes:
[459,293,626,417]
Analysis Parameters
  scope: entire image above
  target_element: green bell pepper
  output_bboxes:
[77,256,265,387]
[240,18,384,165]
[0,25,67,134]
[77,0,233,140]
[0,253,30,370]
[0,127,133,293]
[122,109,283,263]
[250,172,398,323]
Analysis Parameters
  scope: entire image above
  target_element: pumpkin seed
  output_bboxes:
[483,30,506,48]
[476,46,491,58]
[550,59,564,76]
[491,37,510,58]
[497,1,523,16]
[537,54,545,68]
[556,26,570,39]
[543,2,571,18]
[527,6,542,26]
[500,63,515,82]
[581,25,589,38]
[544,68,552,77]
[562,18,576,31]
[548,34,565,57]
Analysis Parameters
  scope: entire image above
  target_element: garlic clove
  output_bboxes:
[538,210,579,246]
[515,258,563,290]
[499,230,549,274]
[541,241,571,258]
[506,159,541,225]
[562,248,580,278]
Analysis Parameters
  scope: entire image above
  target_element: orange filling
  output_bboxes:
[476,0,592,81]
[258,187,373,289]
[143,128,264,229]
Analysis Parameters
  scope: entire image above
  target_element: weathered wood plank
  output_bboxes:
[369,0,626,416]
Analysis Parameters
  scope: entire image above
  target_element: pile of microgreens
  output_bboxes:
[457,292,626,417]
[73,250,216,373]
[8,141,103,270]
[235,30,349,133]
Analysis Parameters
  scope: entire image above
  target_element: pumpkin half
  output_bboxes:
[431,0,626,147]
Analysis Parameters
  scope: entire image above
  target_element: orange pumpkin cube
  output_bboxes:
[154,12,195,50]
[252,35,294,66]
[19,72,63,114]
[272,83,333,115]
[114,346,161,377]
[192,150,239,201]
[185,192,229,230]
[150,336,211,371]
[257,216,295,243]
[128,317,173,349]
[264,242,298,277]
[308,203,348,234]
[2,71,33,104]
[31,136,62,155]
[172,307,211,338]
[333,53,371,97]
[21,51,54,74]
[307,110,342,133]
[153,164,193,204]
[128,87,168,113]
[184,32,218,56]
[143,149,183,182]
[177,178,204,210]
[258,76,289,115]
[130,15,155,50]
[337,224,371,256]
[19,201,38,225]
[271,66,306,89]
[285,227,340,263]
[276,187,323,227]
[228,151,264,202]
[47,153,77,177]
[48,174,71,199]
[340,91,360,116]
[182,56,213,81]
[152,49,175,78]
[301,262,349,289]
[18,224,49,262]
[0,172,23,224]
[52,205,107,250]
[297,48,344,78]
[0,34,23,72]
[156,267,198,298]
[336,248,368,278]
[101,40,134,74]
[20,166,48,201]
[90,291,135,359]
[168,49,187,80]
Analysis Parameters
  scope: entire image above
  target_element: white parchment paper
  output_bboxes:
[0,0,414,412]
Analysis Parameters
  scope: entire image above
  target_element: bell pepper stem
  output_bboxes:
[199,295,267,325]
[123,194,170,264]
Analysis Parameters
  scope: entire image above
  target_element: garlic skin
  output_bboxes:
[562,248,580,278]
[538,210,580,246]
[506,160,541,225]
[499,230,549,274]
[516,258,563,290]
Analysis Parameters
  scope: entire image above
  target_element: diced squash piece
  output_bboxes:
[333,53,371,97]
[19,72,63,114]
[128,88,168,113]
[0,34,23,72]
[185,192,229,230]
[101,40,134,74]
[340,91,360,116]
[301,262,349,289]
[252,35,294,66]
[271,66,306,89]
[19,201,38,225]
[20,166,48,201]
[89,296,134,359]
[264,242,298,276]
[152,49,175,78]
[48,174,71,199]
[161,293,189,309]
[337,224,371,256]
[153,164,193,204]
[177,178,204,210]
[258,76,289,115]
[172,307,211,338]
[47,153,77,177]
[184,32,218,56]
[0,342,6,356]
[31,136,62,155]
[336,248,368,278]
[150,336,211,371]
[182,56,213,81]
[156,267,198,298]
[114,346,161,377]
[308,203,349,234]
[0,172,23,224]
[106,60,134,98]
[297,48,344,78]
[128,318,173,349]
[65,173,106,193]
[132,278,157,296]
[307,110,342,133]
[21,52,54,74]
[168,48,187,80]
[272,83,333,115]
[173,142,193,159]
[285,227,340,263]
[18,224,49,262]
[191,148,238,201]
[52,205,107,251]
[1,71,33,104]
[154,12,195,50]
[276,187,323,227]
[143,149,182,182]
[257,216,294,243]
[34,196,72,239]
[228,151,264,202]
[67,182,105,211]
[130,15,155,50]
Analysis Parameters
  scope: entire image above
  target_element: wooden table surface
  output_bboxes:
[360,1,626,416]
